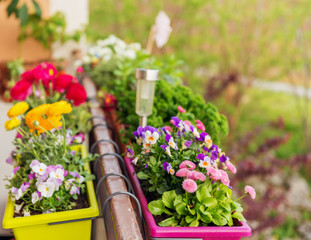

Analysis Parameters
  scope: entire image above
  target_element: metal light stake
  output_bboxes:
[135,68,159,127]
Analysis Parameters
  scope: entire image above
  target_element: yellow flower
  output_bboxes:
[47,101,72,116]
[7,102,29,118]
[5,117,21,131]
[25,104,62,134]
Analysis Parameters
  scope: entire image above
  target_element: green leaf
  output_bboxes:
[200,211,212,223]
[202,197,217,208]
[212,213,227,226]
[196,182,211,202]
[189,219,199,227]
[220,202,231,212]
[17,4,28,26]
[187,205,196,215]
[232,212,246,222]
[148,200,166,215]
[158,217,176,227]
[162,190,177,209]
[32,0,41,19]
[175,202,188,215]
[136,171,149,180]
[231,202,243,212]
[173,195,183,207]
[185,215,196,223]
[7,0,18,17]
[149,156,157,166]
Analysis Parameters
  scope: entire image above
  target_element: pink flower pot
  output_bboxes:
[124,156,252,239]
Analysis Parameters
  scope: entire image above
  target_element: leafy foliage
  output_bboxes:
[148,184,245,227]
[91,50,228,144]
[19,12,82,49]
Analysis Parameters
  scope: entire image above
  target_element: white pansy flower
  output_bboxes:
[14,204,23,213]
[76,175,85,184]
[192,128,200,138]
[199,156,211,169]
[31,192,40,204]
[50,168,65,181]
[24,210,31,217]
[144,131,159,145]
[38,182,55,198]
[32,163,47,176]
[132,157,138,165]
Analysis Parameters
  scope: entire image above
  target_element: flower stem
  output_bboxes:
[233,194,247,202]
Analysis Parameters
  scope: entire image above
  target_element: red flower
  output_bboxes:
[10,80,32,101]
[103,93,117,110]
[21,70,34,83]
[53,74,75,93]
[32,62,58,88]
[66,82,87,106]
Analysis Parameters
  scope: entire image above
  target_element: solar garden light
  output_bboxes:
[135,68,159,127]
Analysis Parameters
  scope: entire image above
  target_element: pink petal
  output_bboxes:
[245,185,256,199]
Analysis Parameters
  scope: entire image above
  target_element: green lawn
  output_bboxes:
[214,87,311,159]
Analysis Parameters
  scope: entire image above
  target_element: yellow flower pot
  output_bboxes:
[2,145,99,240]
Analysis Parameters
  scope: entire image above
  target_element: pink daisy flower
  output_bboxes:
[177,106,186,113]
[176,168,194,179]
[183,120,192,127]
[245,185,256,199]
[226,161,237,174]
[182,179,197,193]
[193,172,206,181]
[207,167,222,181]
[179,160,196,170]
[219,170,230,186]
[195,120,205,132]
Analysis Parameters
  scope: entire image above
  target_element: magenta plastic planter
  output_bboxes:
[124,156,252,240]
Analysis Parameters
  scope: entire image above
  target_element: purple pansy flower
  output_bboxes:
[6,157,13,165]
[13,166,20,175]
[160,145,168,151]
[184,141,192,148]
[69,171,80,178]
[127,148,134,158]
[165,134,171,143]
[163,162,169,171]
[170,116,183,128]
[133,126,144,138]
[196,153,205,161]
[220,154,228,163]
[28,173,35,180]
[211,151,218,161]
[20,182,30,192]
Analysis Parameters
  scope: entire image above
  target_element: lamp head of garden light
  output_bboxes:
[135,68,159,127]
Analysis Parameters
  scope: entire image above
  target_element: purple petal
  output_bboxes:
[13,166,20,175]
[165,134,171,143]
[163,162,169,171]
[219,154,227,163]
[185,141,192,148]
[160,145,168,151]
[196,153,205,161]
[28,173,35,180]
